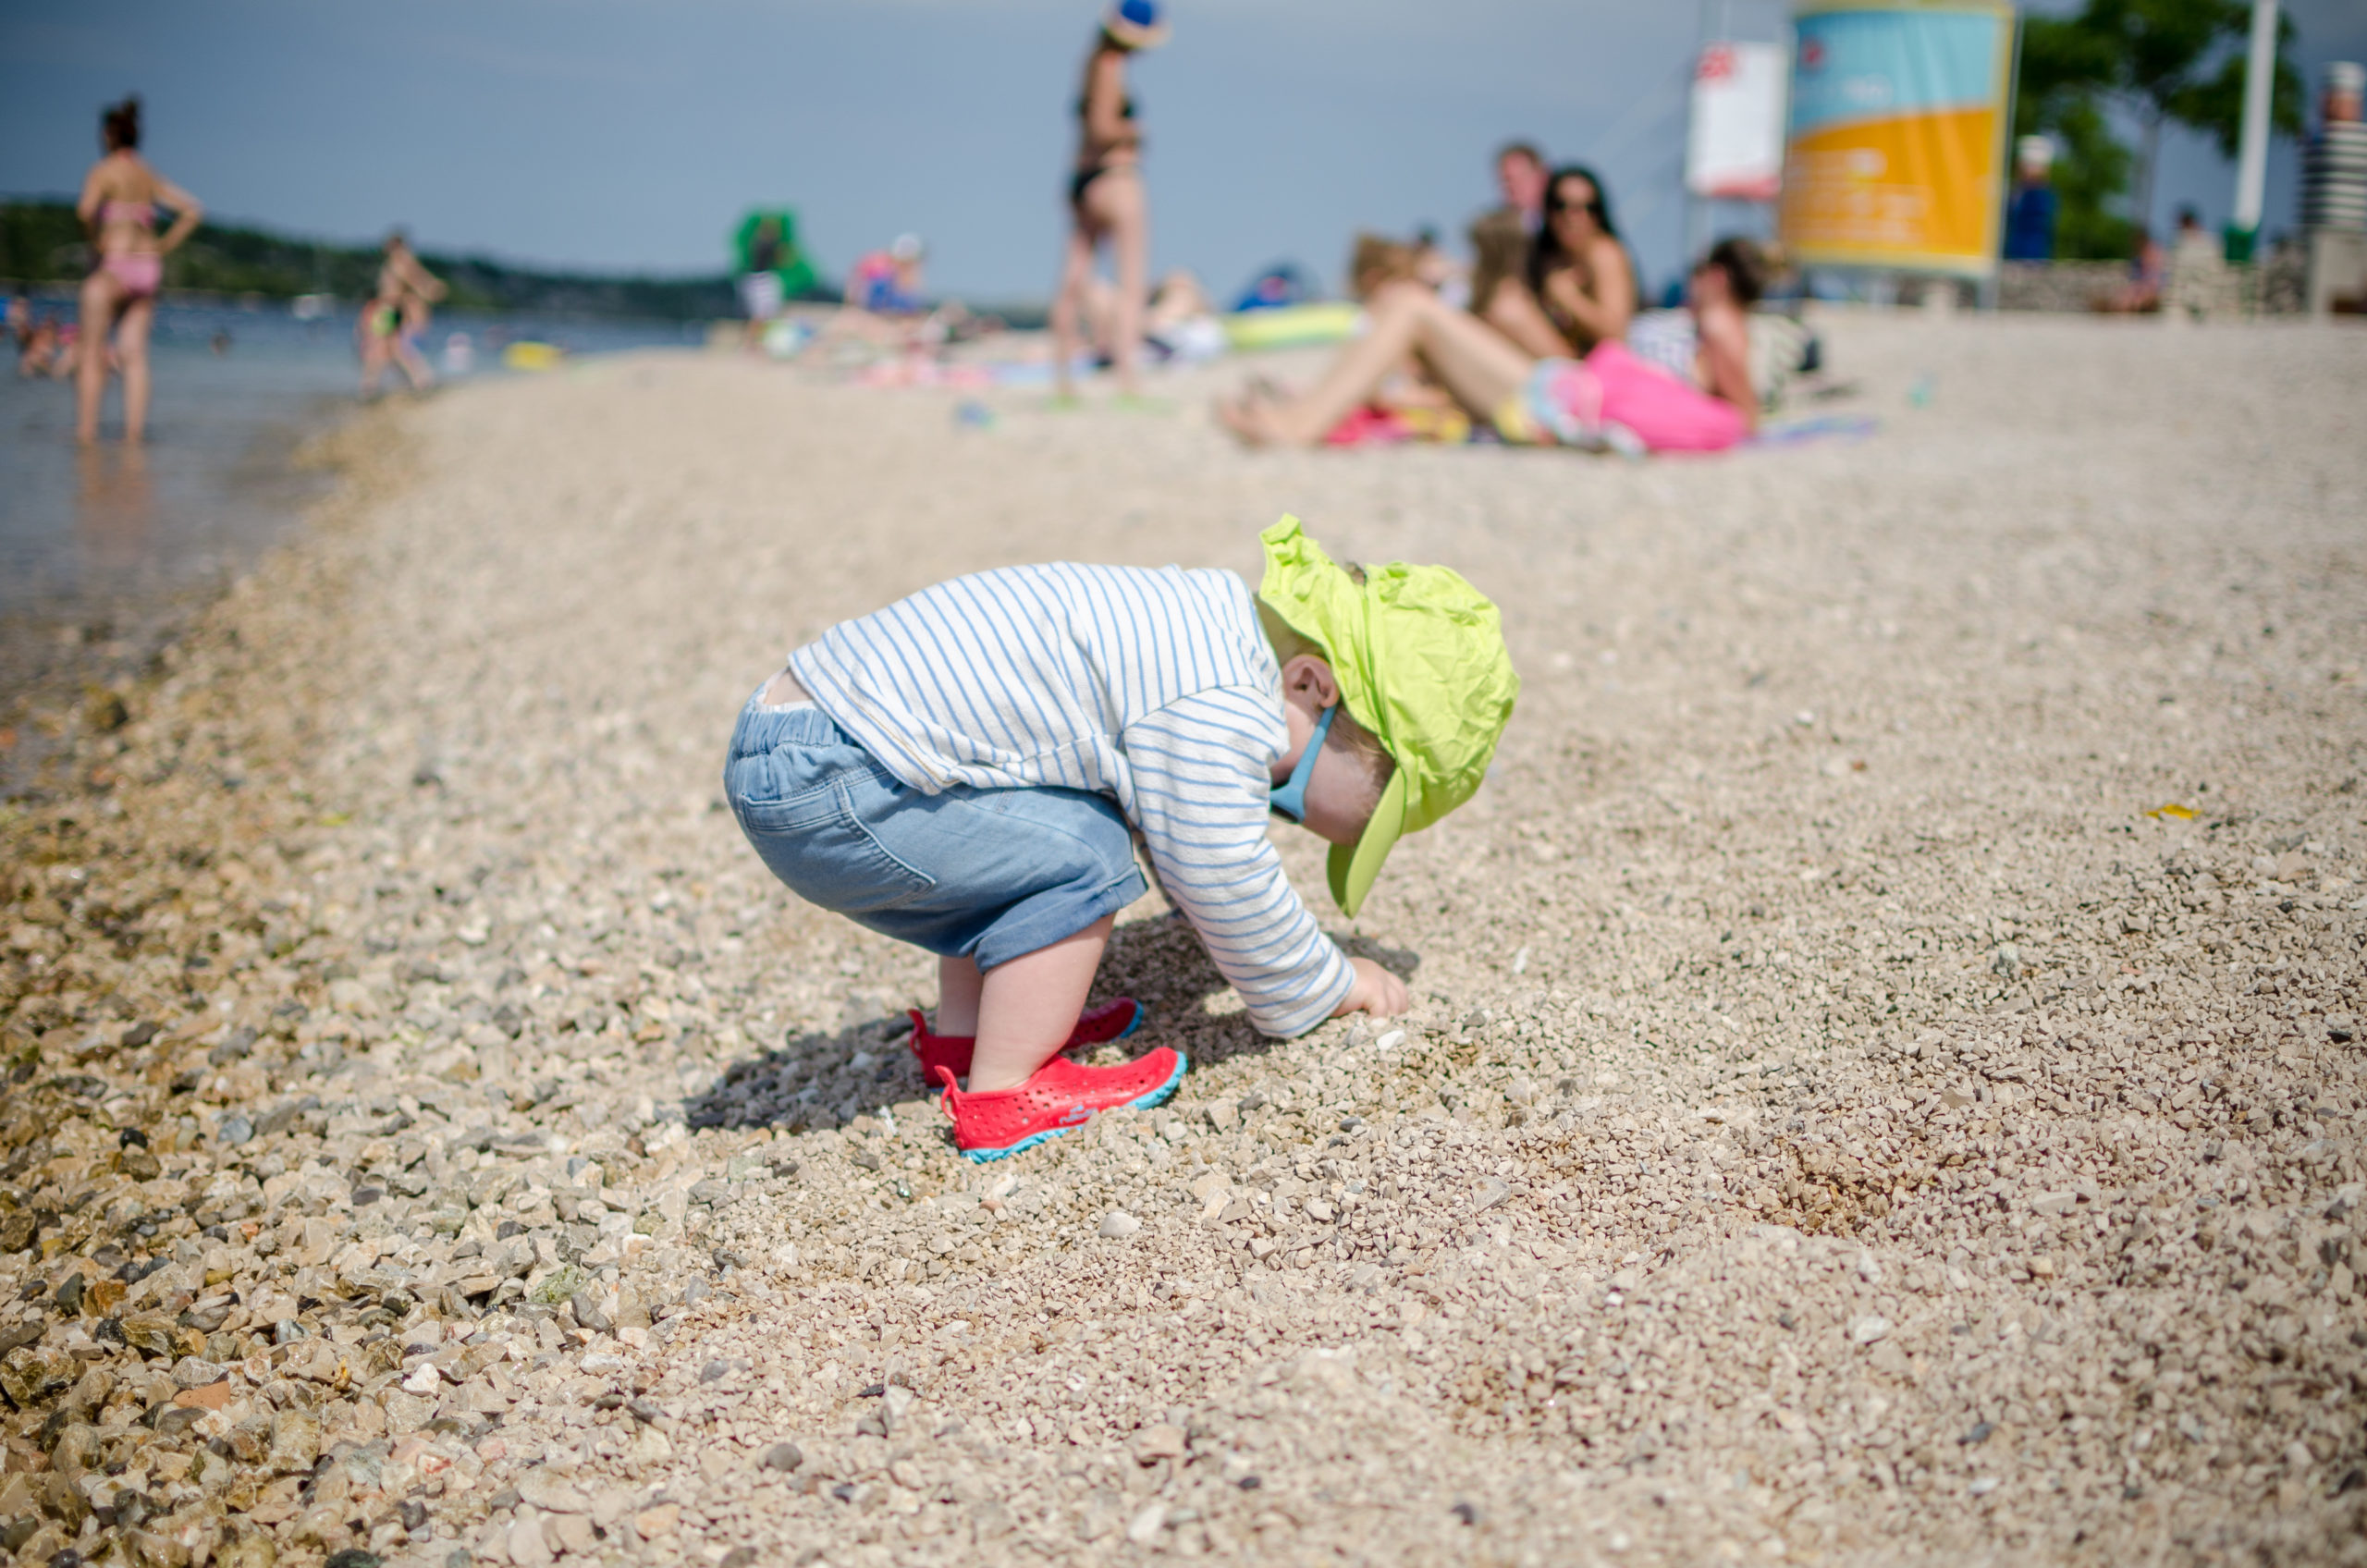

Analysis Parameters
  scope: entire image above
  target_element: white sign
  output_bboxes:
[1687,42,1790,201]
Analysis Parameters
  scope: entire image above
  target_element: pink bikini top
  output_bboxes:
[102,200,154,226]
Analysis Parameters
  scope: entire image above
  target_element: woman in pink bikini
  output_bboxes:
[74,97,202,444]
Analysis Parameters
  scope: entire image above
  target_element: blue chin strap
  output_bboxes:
[1269,703,1338,825]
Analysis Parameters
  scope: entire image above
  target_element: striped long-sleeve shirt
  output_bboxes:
[789,561,1354,1036]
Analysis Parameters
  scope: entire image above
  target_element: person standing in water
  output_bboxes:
[1050,0,1166,404]
[74,97,202,444]
[360,230,447,398]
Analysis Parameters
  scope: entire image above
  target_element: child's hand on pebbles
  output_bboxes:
[1333,956,1409,1018]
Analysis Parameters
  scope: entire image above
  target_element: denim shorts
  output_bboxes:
[723,694,1147,971]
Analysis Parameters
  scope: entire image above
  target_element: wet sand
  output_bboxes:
[1,314,2362,1568]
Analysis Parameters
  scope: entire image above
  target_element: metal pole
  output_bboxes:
[1989,6,2024,309]
[2230,0,2278,253]
[1685,0,1714,275]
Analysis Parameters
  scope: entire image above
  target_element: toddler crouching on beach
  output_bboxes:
[722,517,1517,1159]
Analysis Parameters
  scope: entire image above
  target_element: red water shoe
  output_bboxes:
[905,998,1142,1083]
[932,1047,1186,1162]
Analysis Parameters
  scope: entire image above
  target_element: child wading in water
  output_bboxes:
[724,518,1517,1159]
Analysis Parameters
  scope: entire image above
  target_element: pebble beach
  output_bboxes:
[2,312,2363,1568]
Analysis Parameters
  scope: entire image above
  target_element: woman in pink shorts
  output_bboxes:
[75,97,203,444]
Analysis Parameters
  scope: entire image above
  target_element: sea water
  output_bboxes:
[0,295,701,789]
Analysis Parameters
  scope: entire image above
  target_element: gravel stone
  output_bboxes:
[2,322,2361,1568]
[1131,1423,1188,1464]
[1126,1501,1169,1545]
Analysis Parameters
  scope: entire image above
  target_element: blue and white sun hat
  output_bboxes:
[1102,0,1169,50]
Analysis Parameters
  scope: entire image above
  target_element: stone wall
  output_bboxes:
[1997,247,2309,315]
[1998,261,2132,312]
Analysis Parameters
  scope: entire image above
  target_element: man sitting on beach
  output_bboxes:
[1467,141,1546,321]
[722,518,1518,1160]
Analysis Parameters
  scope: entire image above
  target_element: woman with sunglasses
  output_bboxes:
[1480,165,1637,361]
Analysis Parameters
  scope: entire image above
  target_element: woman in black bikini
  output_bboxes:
[1050,0,1166,404]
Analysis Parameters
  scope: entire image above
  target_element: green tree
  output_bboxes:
[1,200,743,319]
[2014,13,2139,258]
[2045,98,2142,258]
[2077,0,2305,228]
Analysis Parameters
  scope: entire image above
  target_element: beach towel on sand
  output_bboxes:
[1745,412,1878,447]
[1322,402,1472,447]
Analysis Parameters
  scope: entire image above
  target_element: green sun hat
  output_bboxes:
[1257,516,1520,917]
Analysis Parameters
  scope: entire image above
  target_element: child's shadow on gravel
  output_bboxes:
[684,916,1420,1135]
[684,1011,919,1136]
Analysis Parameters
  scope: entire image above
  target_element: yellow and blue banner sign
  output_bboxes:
[1777,0,2017,276]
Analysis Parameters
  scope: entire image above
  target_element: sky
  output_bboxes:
[4,0,2363,301]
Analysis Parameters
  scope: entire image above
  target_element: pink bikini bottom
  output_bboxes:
[101,253,163,298]
[1498,341,1748,454]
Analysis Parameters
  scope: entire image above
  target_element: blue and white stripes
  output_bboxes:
[790,562,1354,1036]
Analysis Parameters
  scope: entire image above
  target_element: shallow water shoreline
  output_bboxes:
[0,408,350,799]
[0,309,704,799]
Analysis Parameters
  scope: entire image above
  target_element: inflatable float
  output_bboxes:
[500,341,565,372]
[1220,301,1362,352]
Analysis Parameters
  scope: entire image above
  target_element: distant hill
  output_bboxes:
[0,200,773,322]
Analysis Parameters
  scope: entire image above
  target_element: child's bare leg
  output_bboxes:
[936,954,985,1035]
[965,915,1114,1092]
